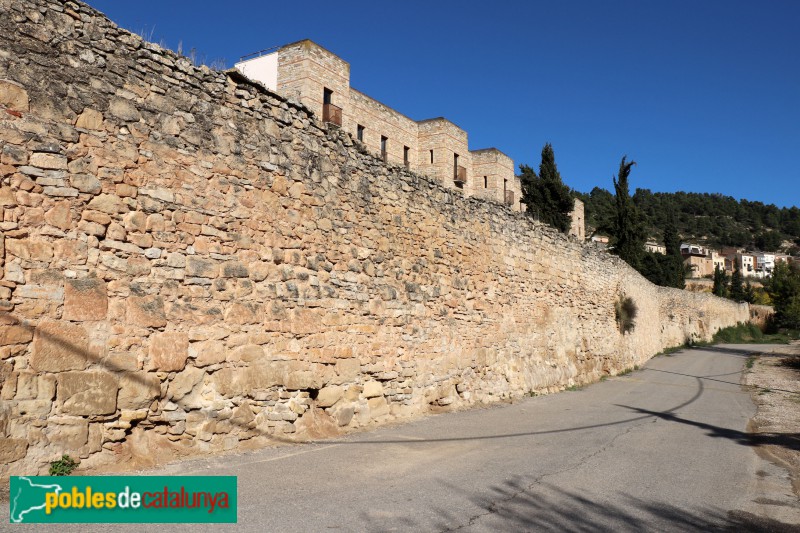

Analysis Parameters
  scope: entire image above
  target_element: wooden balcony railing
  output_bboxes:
[322,103,342,126]
[504,190,515,206]
[454,165,467,184]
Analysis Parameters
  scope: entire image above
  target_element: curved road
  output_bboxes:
[4,344,799,531]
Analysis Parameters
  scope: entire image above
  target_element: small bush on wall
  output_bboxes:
[615,295,638,334]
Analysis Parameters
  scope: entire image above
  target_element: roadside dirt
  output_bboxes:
[743,341,800,499]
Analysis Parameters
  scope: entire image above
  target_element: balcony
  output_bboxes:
[504,190,514,206]
[322,103,342,126]
[454,165,467,185]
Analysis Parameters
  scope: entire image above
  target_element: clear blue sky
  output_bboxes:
[84,0,799,208]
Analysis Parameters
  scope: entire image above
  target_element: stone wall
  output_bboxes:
[348,89,418,170]
[0,0,750,477]
[471,148,520,210]
[417,118,471,192]
[570,199,585,240]
[276,40,350,118]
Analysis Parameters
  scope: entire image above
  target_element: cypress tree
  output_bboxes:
[663,221,685,289]
[611,156,646,270]
[520,143,574,233]
[713,264,729,298]
[744,280,756,304]
[730,261,745,301]
[766,262,800,329]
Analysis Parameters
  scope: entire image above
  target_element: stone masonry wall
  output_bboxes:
[0,0,750,476]
[348,89,418,170]
[276,40,350,118]
[471,148,517,209]
[417,118,471,192]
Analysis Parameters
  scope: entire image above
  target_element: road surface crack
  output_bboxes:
[441,419,652,532]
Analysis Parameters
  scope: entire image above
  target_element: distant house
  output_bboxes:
[681,243,713,277]
[680,243,708,257]
[755,253,776,277]
[711,252,725,273]
[724,252,756,276]
[645,242,666,255]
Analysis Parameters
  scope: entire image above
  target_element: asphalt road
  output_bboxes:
[4,344,800,532]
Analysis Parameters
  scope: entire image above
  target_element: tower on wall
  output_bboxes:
[235,40,526,212]
[569,198,585,240]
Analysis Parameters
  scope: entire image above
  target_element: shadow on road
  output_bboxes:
[645,363,798,394]
[696,345,764,357]
[616,404,800,453]
[402,479,800,532]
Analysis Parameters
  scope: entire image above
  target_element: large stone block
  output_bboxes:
[168,366,205,401]
[75,107,103,130]
[0,79,29,111]
[126,295,167,328]
[191,340,226,367]
[367,396,390,418]
[57,371,118,415]
[221,261,249,278]
[362,380,384,399]
[0,437,28,463]
[5,238,53,261]
[185,257,218,278]
[30,320,90,372]
[63,278,108,321]
[117,372,161,410]
[29,152,67,170]
[109,98,141,122]
[87,193,128,214]
[209,360,324,396]
[70,174,102,194]
[224,302,261,325]
[147,331,189,371]
[290,308,323,335]
[316,385,344,408]
[44,417,89,451]
[227,344,263,363]
[0,324,33,346]
[44,201,72,230]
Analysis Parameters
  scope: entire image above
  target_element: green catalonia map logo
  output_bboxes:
[9,476,236,524]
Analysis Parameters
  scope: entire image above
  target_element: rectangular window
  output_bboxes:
[430,150,434,164]
[453,153,464,188]
[323,88,332,105]
[357,124,364,141]
[403,146,410,168]
[381,136,388,163]
[484,176,488,188]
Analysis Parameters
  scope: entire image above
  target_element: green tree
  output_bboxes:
[520,143,574,233]
[663,221,685,289]
[743,280,756,304]
[729,261,745,301]
[713,264,729,298]
[610,156,646,270]
[639,252,666,286]
[765,261,800,329]
[755,231,783,251]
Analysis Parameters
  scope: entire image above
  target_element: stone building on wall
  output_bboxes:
[569,198,585,240]
[235,40,526,212]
